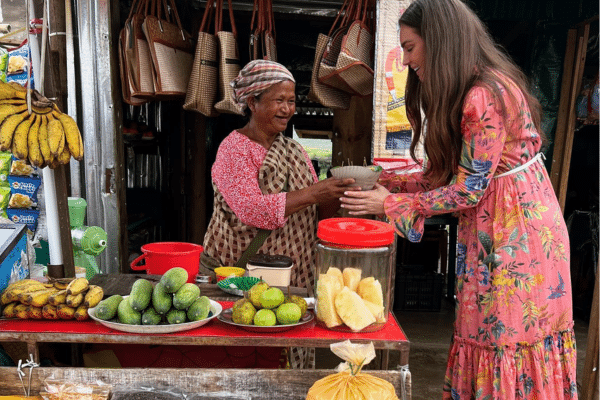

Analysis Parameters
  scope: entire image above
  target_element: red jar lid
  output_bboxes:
[317,218,395,247]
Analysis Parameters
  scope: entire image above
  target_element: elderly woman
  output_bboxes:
[201,60,354,368]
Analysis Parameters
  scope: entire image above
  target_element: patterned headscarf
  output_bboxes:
[231,59,295,110]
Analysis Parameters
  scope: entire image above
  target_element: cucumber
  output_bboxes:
[152,282,172,314]
[117,297,141,325]
[129,278,153,311]
[160,267,188,293]
[94,294,123,321]
[142,307,162,325]
[187,296,211,321]
[166,308,186,324]
[173,283,200,310]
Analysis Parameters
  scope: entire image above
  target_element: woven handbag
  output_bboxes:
[249,0,277,61]
[317,0,360,95]
[214,0,244,115]
[128,0,157,100]
[142,0,194,99]
[335,0,375,96]
[183,0,220,116]
[119,24,147,106]
[307,33,351,110]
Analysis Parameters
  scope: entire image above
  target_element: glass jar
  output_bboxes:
[315,218,396,332]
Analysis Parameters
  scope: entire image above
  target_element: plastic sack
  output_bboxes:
[110,382,187,400]
[40,378,110,400]
[306,341,399,400]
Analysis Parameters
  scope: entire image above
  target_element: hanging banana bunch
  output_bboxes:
[0,81,83,169]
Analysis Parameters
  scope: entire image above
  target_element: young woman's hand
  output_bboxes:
[340,183,390,216]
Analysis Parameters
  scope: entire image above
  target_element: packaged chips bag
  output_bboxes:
[6,41,34,88]
[0,151,11,186]
[306,341,399,400]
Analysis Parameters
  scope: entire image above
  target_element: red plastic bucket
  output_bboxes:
[130,242,203,282]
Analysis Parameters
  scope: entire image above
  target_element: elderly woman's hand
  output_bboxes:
[340,183,390,216]
[311,177,358,203]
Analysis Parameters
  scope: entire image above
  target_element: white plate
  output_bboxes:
[217,307,314,333]
[87,297,222,334]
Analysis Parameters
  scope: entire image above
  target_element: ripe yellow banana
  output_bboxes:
[12,112,35,160]
[0,110,30,151]
[38,115,54,165]
[56,145,71,166]
[57,303,76,319]
[2,302,17,318]
[0,81,27,101]
[55,112,83,161]
[74,305,90,321]
[66,277,89,296]
[48,289,67,306]
[42,304,59,319]
[1,279,42,304]
[83,285,104,308]
[5,281,47,303]
[26,305,43,319]
[22,287,57,307]
[47,113,66,156]
[31,105,54,115]
[14,303,29,319]
[27,115,44,167]
[66,292,84,308]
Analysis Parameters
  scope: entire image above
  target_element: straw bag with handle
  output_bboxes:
[249,0,277,61]
[307,32,351,110]
[183,0,220,116]
[334,0,375,96]
[214,0,244,115]
[317,0,361,95]
[142,0,194,99]
[128,0,157,100]
[119,16,147,106]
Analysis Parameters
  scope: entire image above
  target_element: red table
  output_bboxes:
[0,301,409,369]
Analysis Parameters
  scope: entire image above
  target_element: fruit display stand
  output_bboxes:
[0,275,411,398]
[0,367,409,399]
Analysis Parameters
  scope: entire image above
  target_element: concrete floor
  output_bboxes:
[316,298,590,400]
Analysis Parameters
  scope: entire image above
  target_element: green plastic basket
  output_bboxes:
[217,276,261,296]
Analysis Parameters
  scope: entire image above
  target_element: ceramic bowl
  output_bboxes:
[330,165,383,190]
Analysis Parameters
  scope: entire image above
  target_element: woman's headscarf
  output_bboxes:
[231,59,295,110]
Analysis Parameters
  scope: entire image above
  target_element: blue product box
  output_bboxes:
[0,223,29,293]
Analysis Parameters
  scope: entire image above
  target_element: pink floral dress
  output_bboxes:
[380,79,577,399]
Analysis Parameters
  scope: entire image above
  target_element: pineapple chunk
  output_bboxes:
[342,267,362,291]
[357,277,384,308]
[316,274,343,328]
[334,287,376,331]
[325,267,344,288]
[363,299,386,323]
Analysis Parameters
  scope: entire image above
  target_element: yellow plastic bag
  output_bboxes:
[306,341,399,400]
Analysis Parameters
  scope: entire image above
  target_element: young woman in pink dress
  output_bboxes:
[340,0,577,398]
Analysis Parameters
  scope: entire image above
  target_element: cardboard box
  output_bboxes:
[0,223,29,293]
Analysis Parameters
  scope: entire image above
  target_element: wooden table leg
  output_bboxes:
[26,341,39,364]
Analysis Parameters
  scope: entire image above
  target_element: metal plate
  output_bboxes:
[217,307,314,333]
[87,297,222,334]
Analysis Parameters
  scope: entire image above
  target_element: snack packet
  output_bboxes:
[10,158,36,177]
[0,151,11,186]
[306,341,399,400]
[6,208,39,233]
[5,41,34,89]
[8,175,41,203]
[0,186,10,218]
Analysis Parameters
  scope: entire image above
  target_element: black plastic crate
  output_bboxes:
[394,273,444,311]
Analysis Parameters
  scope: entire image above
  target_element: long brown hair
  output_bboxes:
[400,0,544,186]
